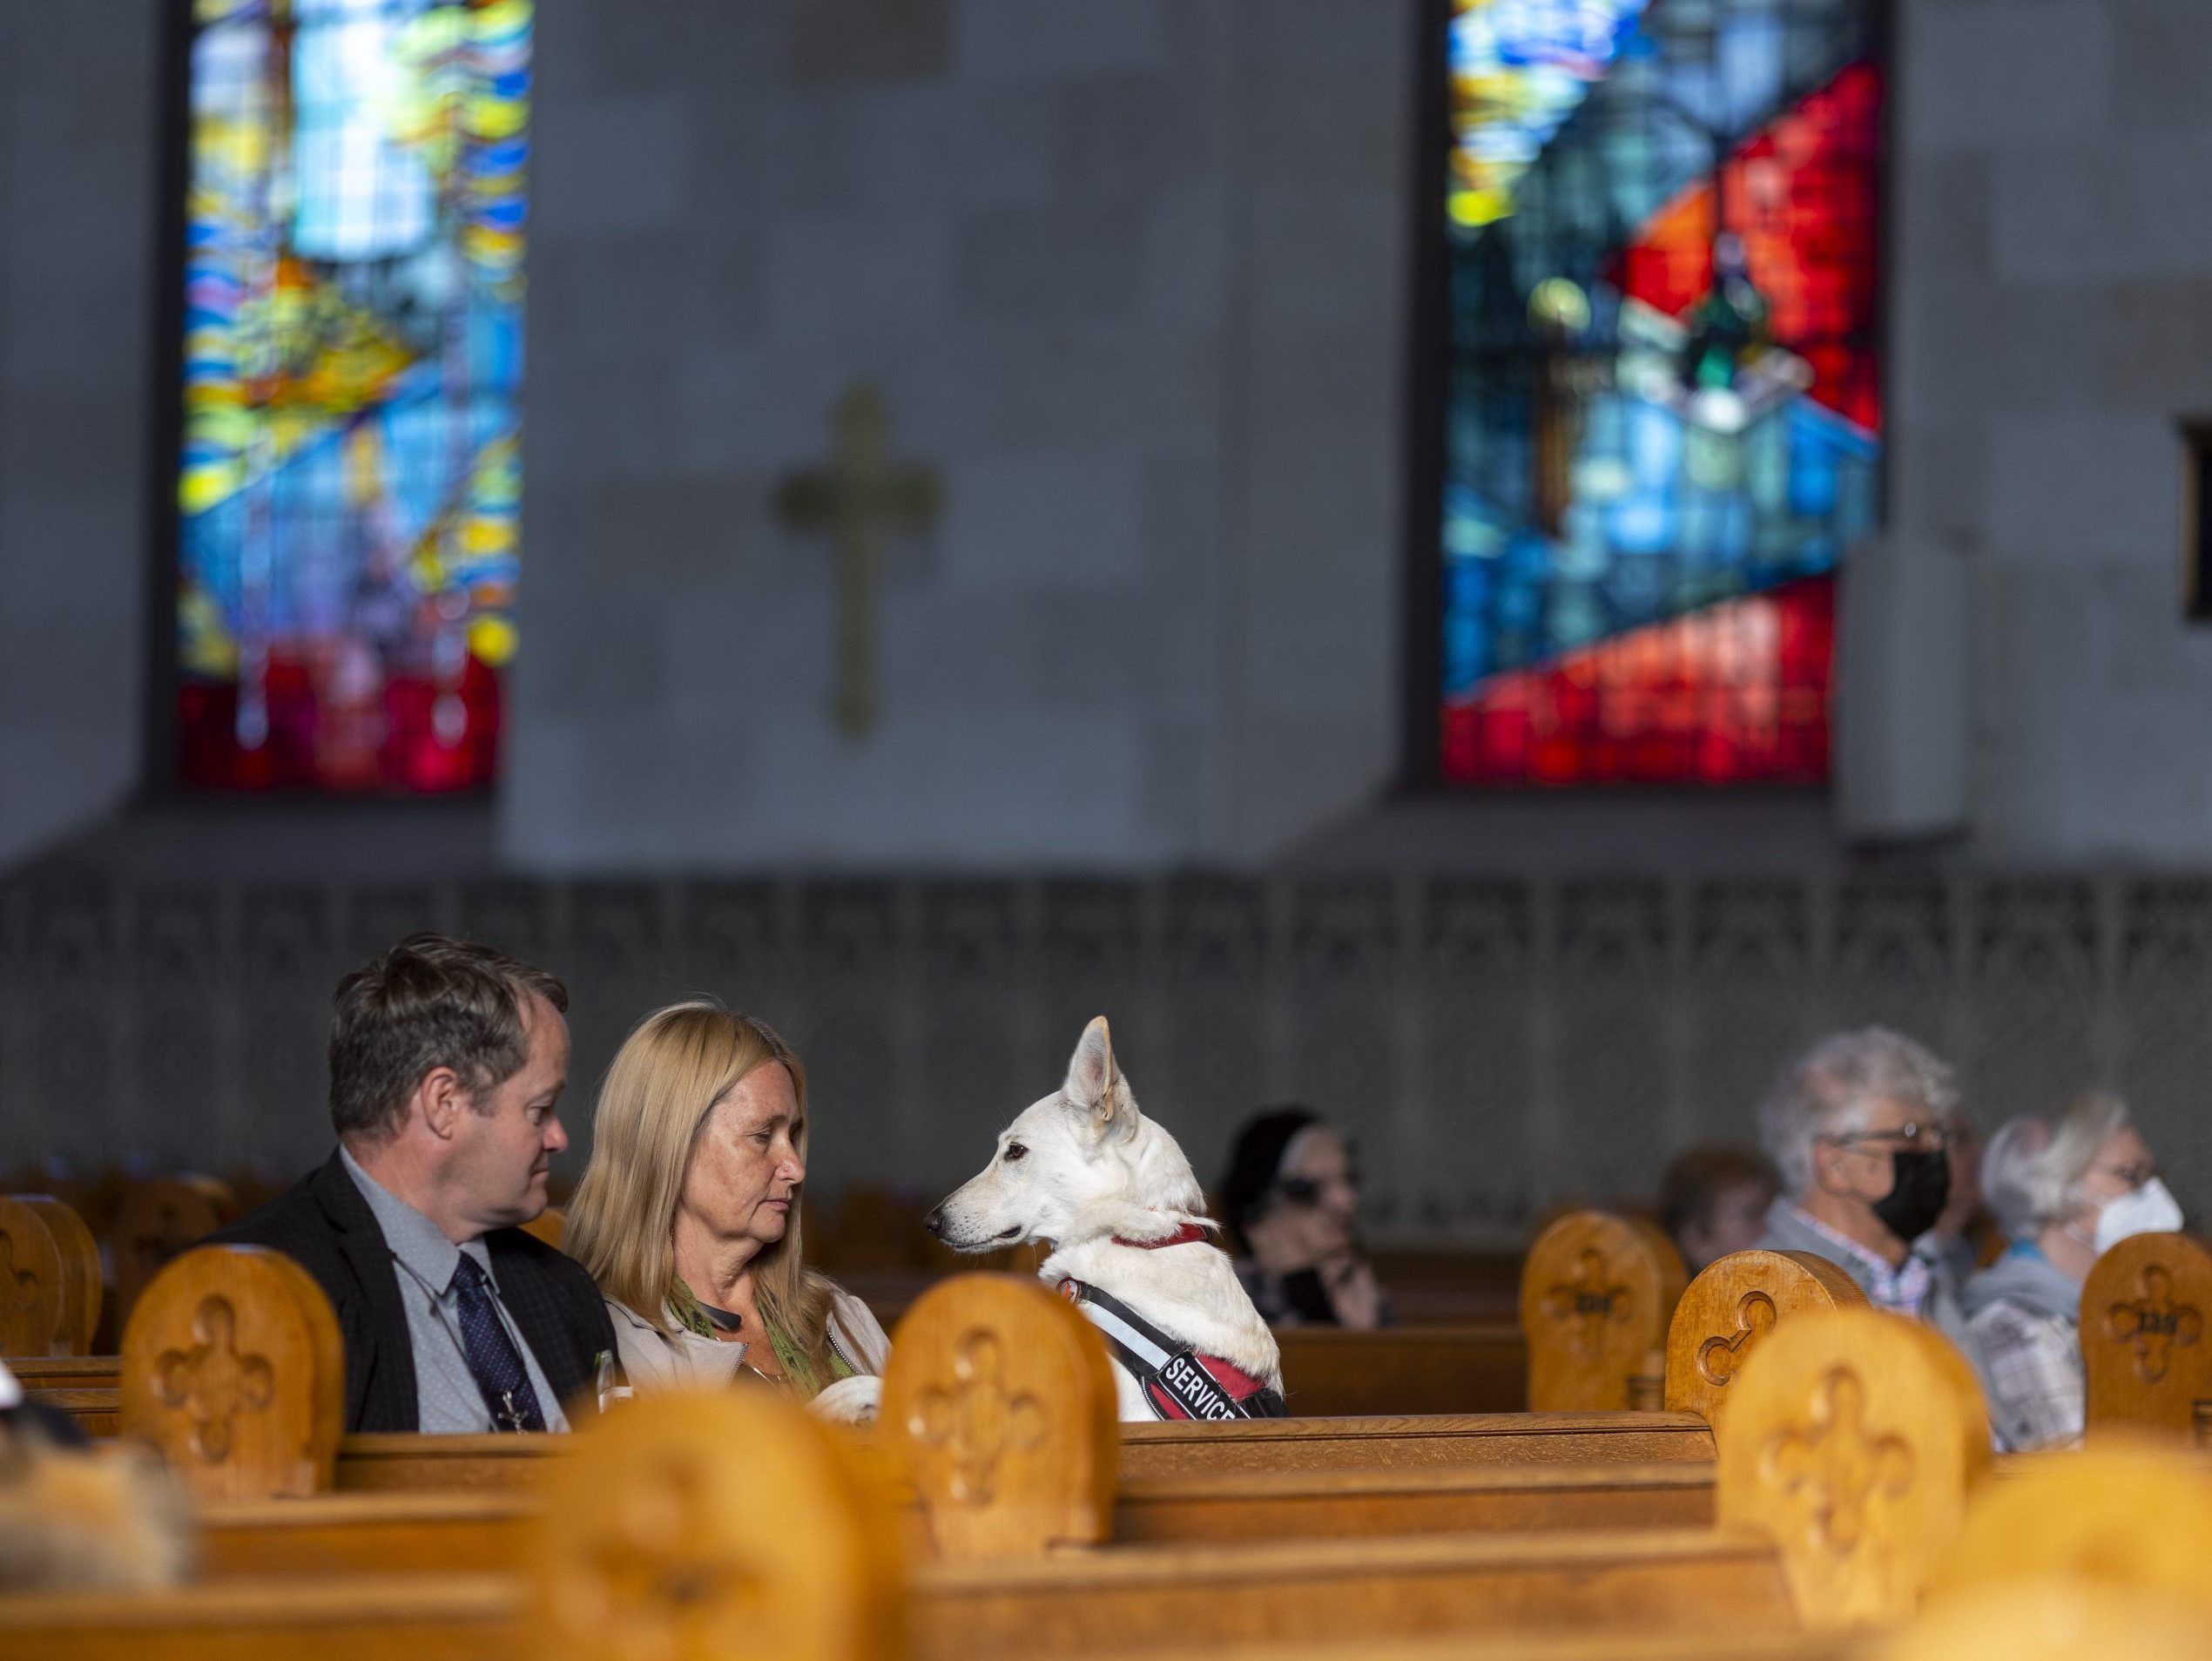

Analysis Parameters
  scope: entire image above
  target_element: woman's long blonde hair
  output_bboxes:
[566,1002,840,1388]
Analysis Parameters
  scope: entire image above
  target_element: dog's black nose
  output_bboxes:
[922,1205,944,1239]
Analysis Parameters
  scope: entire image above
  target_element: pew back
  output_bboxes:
[0,1193,101,1356]
[111,1176,239,1333]
[528,1386,906,1661]
[2080,1231,2212,1443]
[881,1273,1118,1559]
[1520,1212,1686,1412]
[1664,1251,1866,1428]
[120,1244,345,1500]
[1716,1309,1991,1629]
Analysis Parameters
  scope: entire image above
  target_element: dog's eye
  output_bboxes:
[1002,1143,1027,1163]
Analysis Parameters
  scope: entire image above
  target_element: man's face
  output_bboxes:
[1817,1093,1939,1208]
[447,992,570,1232]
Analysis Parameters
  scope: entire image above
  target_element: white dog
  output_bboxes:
[925,1016,1285,1421]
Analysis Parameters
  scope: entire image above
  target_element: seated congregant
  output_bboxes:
[215,935,614,1433]
[1657,1145,1780,1274]
[1965,1092,2178,1451]
[563,1003,889,1421]
[1217,1108,1388,1329]
[1753,1027,1969,1344]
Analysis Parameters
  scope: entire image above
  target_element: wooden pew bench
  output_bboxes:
[0,1577,523,1661]
[57,1251,1872,1593]
[908,1528,1789,1652]
[27,1330,1539,1444]
[321,1409,1716,1495]
[1111,1461,1714,1543]
[0,1193,103,1359]
[179,1458,1716,1581]
[71,1240,1892,1582]
[16,1347,2199,1661]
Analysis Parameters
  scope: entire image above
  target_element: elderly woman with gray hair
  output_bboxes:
[1964,1092,2178,1451]
[1754,1027,1970,1344]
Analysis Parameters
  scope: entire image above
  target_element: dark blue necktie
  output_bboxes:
[449,1254,546,1432]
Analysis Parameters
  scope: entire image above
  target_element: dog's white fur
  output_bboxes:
[927,1016,1281,1421]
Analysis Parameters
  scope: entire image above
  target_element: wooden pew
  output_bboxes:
[118,1243,346,1501]
[17,1322,2212,1661]
[0,1192,102,1357]
[32,1223,1860,1513]
[1276,1322,1525,1415]
[84,1250,1850,1587]
[91,1238,1845,1504]
[0,1312,1996,1658]
[1519,1211,1687,1412]
[7,1354,121,1435]
[109,1176,240,1338]
[2080,1229,2212,1444]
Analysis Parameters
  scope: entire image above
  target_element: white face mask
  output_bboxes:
[2093,1177,2184,1254]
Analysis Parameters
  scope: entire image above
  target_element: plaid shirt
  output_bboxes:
[1967,1300,2082,1452]
[1775,1202,1932,1318]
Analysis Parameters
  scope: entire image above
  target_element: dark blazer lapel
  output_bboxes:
[307,1151,418,1432]
[487,1232,592,1414]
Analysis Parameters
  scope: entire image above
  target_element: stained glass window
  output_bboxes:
[176,0,530,792]
[1437,0,1880,785]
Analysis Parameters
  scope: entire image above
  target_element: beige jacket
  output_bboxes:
[604,1286,890,1395]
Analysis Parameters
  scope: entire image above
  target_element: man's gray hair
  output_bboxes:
[1757,1027,1960,1197]
[1981,1091,2130,1236]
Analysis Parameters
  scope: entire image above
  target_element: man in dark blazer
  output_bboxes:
[215,934,615,1434]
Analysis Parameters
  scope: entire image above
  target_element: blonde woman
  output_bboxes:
[565,1003,888,1421]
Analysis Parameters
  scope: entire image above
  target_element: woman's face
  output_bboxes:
[1279,1128,1359,1230]
[2077,1124,2155,1216]
[678,1062,807,1251]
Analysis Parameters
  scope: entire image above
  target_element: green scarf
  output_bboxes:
[667,1278,853,1398]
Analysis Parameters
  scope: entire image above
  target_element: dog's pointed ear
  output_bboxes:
[1063,1016,1136,1141]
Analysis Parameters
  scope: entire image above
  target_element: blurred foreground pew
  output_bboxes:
[10,1313,2212,1661]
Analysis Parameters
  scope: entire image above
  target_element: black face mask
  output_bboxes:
[1870,1148,1950,1245]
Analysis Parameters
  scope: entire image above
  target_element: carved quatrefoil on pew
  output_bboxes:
[0,1232,38,1321]
[582,1455,765,1651]
[1697,1290,1780,1388]
[1544,1248,1633,1358]
[2106,1266,2204,1385]
[1762,1365,1913,1556]
[154,1295,276,1462]
[910,1328,1046,1505]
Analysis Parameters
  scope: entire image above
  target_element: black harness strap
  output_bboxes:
[1060,1278,1287,1421]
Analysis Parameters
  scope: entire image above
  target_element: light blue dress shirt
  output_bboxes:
[340,1146,569,1434]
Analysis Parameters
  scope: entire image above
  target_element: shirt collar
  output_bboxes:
[340,1144,488,1294]
[1777,1199,1928,1298]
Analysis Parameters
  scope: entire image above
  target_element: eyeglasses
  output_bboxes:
[1819,1122,1961,1154]
[1279,1170,1363,1205]
[2094,1160,2157,1188]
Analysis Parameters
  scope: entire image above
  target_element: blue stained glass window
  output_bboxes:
[177,0,531,792]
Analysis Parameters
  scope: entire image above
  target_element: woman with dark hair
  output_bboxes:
[1217,1109,1387,1329]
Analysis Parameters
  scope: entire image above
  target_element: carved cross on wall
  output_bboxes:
[775,384,941,739]
[910,1328,1046,1505]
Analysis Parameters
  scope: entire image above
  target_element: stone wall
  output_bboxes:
[1892,0,2212,860]
[8,870,2206,1243]
[503,0,1413,870]
[0,0,165,867]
